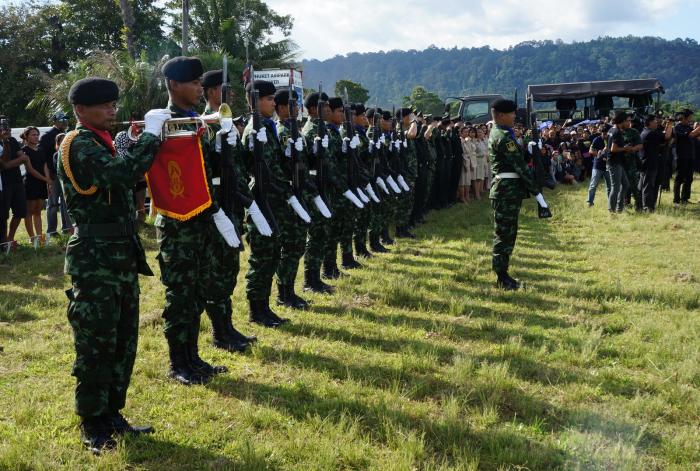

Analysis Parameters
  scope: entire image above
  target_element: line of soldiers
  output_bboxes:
[57,55,482,454]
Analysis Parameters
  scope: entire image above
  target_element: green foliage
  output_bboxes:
[403,86,444,116]
[302,36,700,109]
[334,79,370,104]
[2,184,700,469]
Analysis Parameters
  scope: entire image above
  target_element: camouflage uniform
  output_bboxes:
[58,124,157,418]
[489,125,539,275]
[623,127,642,210]
[424,133,437,213]
[351,125,373,251]
[382,131,399,233]
[324,123,355,264]
[241,118,295,301]
[366,127,389,242]
[275,119,312,288]
[396,135,418,228]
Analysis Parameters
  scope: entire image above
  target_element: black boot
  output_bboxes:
[277,282,309,310]
[264,302,290,325]
[496,272,519,291]
[167,339,211,385]
[395,226,416,239]
[208,309,251,353]
[322,256,343,279]
[108,412,154,436]
[369,233,390,253]
[354,239,373,259]
[80,417,116,455]
[188,321,228,375]
[504,272,521,289]
[304,267,335,294]
[249,299,281,328]
[341,252,363,270]
[381,227,394,245]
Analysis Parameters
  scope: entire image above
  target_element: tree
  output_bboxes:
[166,0,298,68]
[402,86,443,116]
[335,79,369,104]
[119,0,137,59]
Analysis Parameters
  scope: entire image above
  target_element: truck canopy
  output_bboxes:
[527,79,664,102]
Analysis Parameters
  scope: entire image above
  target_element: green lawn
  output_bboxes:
[1,183,700,470]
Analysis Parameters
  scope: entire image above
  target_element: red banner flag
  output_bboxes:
[145,134,212,221]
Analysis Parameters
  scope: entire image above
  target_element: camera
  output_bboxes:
[0,116,10,131]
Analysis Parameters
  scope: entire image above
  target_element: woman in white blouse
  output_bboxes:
[472,127,489,200]
[459,127,476,202]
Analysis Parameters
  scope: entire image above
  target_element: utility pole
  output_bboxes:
[181,0,189,55]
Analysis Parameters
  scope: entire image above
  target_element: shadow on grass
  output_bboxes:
[0,287,51,323]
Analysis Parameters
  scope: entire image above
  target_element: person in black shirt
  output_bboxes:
[673,109,700,204]
[1,117,30,244]
[20,126,51,243]
[639,115,673,212]
[587,124,611,206]
[41,112,70,235]
[606,112,635,213]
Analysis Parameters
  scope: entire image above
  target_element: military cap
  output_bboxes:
[201,69,223,89]
[352,103,367,115]
[675,108,694,118]
[274,88,299,106]
[394,107,413,119]
[328,97,344,111]
[304,92,329,109]
[381,110,393,121]
[68,77,119,106]
[162,56,204,82]
[366,107,381,119]
[246,80,276,98]
[424,113,432,120]
[52,111,68,121]
[491,98,517,113]
[417,111,423,118]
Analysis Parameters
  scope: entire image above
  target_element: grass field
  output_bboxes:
[1,182,700,470]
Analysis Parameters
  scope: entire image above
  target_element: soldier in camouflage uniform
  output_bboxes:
[379,110,400,245]
[274,88,324,309]
[59,77,161,453]
[394,108,417,239]
[422,116,438,218]
[155,57,232,386]
[365,108,391,253]
[350,104,377,258]
[200,69,257,352]
[623,123,643,211]
[488,99,540,290]
[324,97,365,277]
[242,80,309,325]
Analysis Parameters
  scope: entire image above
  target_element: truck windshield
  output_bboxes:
[462,101,490,121]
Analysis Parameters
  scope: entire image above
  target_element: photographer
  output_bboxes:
[672,109,700,205]
[639,115,673,212]
[1,115,31,245]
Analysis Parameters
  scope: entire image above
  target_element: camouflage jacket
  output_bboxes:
[321,122,351,198]
[57,123,157,278]
[489,125,538,200]
[277,118,317,203]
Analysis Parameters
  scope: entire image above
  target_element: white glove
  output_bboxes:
[256,127,268,144]
[295,137,304,151]
[313,195,332,218]
[342,137,350,153]
[288,195,311,223]
[403,139,408,148]
[535,193,549,208]
[356,187,370,203]
[350,135,360,149]
[143,108,172,138]
[0,144,4,156]
[343,189,364,209]
[376,177,390,194]
[528,141,538,155]
[247,200,273,236]
[322,135,329,149]
[212,209,241,248]
[375,139,382,150]
[380,135,386,146]
[368,142,374,154]
[215,128,239,152]
[394,140,401,151]
[386,175,402,193]
[365,183,380,203]
[284,139,292,158]
[397,175,410,191]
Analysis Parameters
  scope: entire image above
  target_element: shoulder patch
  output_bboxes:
[506,141,517,152]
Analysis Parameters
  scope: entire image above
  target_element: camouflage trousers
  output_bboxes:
[369,197,386,237]
[424,168,434,212]
[276,209,309,286]
[304,208,330,273]
[157,217,214,347]
[396,187,414,226]
[205,232,241,325]
[67,275,139,418]
[491,197,522,274]
[381,193,398,232]
[327,196,356,258]
[353,203,371,246]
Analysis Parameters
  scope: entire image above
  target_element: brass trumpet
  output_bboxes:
[120,104,234,140]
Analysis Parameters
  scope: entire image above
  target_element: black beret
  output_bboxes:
[394,107,413,119]
[304,92,329,109]
[352,103,367,115]
[491,98,517,113]
[274,89,299,106]
[366,107,381,119]
[162,56,204,82]
[68,77,119,106]
[328,97,344,111]
[245,80,276,98]
[381,110,393,121]
[201,69,223,89]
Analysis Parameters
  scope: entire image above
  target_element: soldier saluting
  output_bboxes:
[488,99,549,290]
[58,77,170,453]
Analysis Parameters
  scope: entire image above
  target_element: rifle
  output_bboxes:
[218,54,242,245]
[288,67,310,214]
[315,83,327,199]
[526,95,552,218]
[249,65,279,232]
[341,88,360,197]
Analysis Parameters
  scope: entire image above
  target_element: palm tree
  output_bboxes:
[118,0,137,59]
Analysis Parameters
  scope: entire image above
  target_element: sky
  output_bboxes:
[264,0,700,60]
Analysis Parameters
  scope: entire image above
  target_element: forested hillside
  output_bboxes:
[301,36,700,107]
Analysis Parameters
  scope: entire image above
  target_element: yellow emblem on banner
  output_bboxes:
[168,160,185,198]
[506,141,517,152]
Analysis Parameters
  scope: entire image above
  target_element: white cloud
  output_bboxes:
[264,0,688,59]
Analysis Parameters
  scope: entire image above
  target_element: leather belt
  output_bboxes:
[73,221,136,238]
